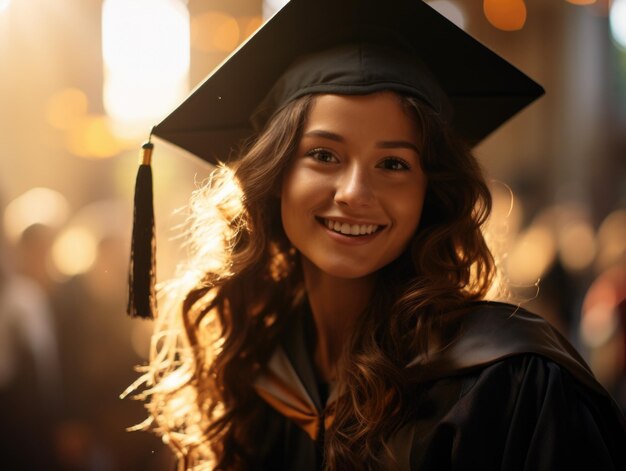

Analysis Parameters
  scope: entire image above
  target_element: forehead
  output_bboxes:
[303,92,420,142]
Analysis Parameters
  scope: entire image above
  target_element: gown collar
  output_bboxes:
[254,302,337,440]
[253,301,606,441]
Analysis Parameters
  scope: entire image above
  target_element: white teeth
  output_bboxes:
[323,219,380,236]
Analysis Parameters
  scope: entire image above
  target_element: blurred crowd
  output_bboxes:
[0,205,174,470]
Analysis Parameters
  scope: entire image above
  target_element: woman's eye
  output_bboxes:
[306,148,337,163]
[378,157,410,171]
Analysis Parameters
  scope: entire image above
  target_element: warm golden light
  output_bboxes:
[131,321,154,359]
[102,0,190,139]
[65,115,122,159]
[45,88,88,130]
[483,0,527,31]
[0,0,11,14]
[596,210,626,271]
[3,188,70,243]
[505,224,556,286]
[51,226,98,276]
[566,0,597,5]
[558,220,596,272]
[191,11,240,53]
[241,16,264,40]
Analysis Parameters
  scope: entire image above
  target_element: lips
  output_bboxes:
[319,217,383,236]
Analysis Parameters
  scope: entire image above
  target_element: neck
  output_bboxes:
[301,257,376,382]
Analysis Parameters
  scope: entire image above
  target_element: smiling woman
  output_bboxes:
[126,0,626,470]
[281,93,427,283]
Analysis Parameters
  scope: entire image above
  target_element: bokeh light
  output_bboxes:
[483,0,527,31]
[557,220,596,272]
[65,115,123,159]
[581,302,619,348]
[505,224,556,286]
[102,0,190,140]
[426,1,467,29]
[241,16,264,40]
[566,0,597,5]
[3,188,70,243]
[610,0,626,49]
[0,0,11,14]
[45,88,88,131]
[191,11,240,53]
[596,210,626,271]
[51,226,98,276]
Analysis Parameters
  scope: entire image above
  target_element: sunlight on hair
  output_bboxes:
[178,165,244,288]
[124,165,244,468]
[483,181,524,300]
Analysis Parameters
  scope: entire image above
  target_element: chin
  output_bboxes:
[310,258,381,280]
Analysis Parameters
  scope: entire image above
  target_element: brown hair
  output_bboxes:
[133,92,494,470]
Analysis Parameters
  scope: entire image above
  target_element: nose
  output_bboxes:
[334,164,375,207]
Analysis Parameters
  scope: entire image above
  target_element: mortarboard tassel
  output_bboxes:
[127,136,157,319]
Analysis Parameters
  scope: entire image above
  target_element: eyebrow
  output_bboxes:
[303,129,420,154]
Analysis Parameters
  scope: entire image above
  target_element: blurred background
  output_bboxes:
[0,0,624,469]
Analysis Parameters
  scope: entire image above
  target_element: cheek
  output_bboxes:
[392,187,427,241]
[279,168,309,241]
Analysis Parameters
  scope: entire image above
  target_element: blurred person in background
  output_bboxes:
[0,196,61,469]
[581,258,626,413]
[51,233,172,469]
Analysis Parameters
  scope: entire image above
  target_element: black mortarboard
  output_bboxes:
[127,0,544,318]
[152,0,544,163]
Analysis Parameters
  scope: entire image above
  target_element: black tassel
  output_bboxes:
[127,139,157,319]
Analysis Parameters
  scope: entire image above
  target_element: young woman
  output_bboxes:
[127,1,626,469]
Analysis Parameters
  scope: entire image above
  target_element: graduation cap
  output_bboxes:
[127,0,544,319]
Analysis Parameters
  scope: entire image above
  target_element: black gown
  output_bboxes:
[252,301,626,470]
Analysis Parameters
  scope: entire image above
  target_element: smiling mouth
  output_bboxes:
[318,217,384,236]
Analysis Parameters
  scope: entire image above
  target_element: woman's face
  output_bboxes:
[280,91,427,280]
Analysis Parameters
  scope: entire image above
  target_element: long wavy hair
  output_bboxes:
[131,91,495,470]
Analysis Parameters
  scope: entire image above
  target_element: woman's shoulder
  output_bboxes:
[398,301,626,469]
[408,300,605,396]
[399,351,626,470]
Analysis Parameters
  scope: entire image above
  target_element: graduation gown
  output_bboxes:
[252,301,626,470]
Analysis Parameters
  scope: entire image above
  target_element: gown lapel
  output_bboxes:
[253,303,336,441]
